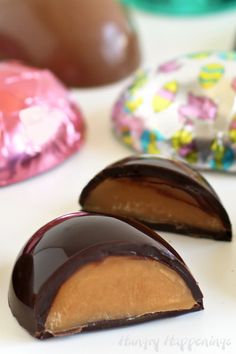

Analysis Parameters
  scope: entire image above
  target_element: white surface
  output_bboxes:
[1,9,236,354]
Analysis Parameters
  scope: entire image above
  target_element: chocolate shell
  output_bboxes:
[0,61,85,186]
[0,0,140,87]
[9,212,203,339]
[79,156,232,241]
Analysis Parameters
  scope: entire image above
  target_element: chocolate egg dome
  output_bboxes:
[0,0,140,87]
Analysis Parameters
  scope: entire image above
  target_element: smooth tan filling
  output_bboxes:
[45,256,196,334]
[83,178,223,232]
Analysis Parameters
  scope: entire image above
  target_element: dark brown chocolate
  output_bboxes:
[79,156,232,241]
[0,0,140,87]
[9,212,203,339]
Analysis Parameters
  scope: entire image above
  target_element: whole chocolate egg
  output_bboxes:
[0,61,85,187]
[0,0,140,87]
[112,51,236,172]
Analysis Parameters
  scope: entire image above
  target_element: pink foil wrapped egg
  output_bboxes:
[0,61,85,186]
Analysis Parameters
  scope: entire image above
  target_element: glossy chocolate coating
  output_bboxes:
[9,212,203,339]
[0,0,140,87]
[79,156,232,241]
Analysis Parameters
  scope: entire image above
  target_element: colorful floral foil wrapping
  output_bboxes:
[0,62,85,186]
[112,52,236,171]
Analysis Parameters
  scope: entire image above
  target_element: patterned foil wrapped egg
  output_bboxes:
[112,51,236,172]
[0,61,85,186]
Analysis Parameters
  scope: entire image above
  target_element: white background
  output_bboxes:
[1,8,236,354]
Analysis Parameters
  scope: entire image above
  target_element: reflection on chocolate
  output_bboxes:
[0,0,140,87]
[79,156,232,241]
[9,212,203,339]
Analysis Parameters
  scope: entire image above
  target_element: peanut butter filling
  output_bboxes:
[83,178,223,232]
[45,256,196,334]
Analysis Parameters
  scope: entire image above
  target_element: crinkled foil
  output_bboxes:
[0,62,85,186]
[112,51,236,172]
